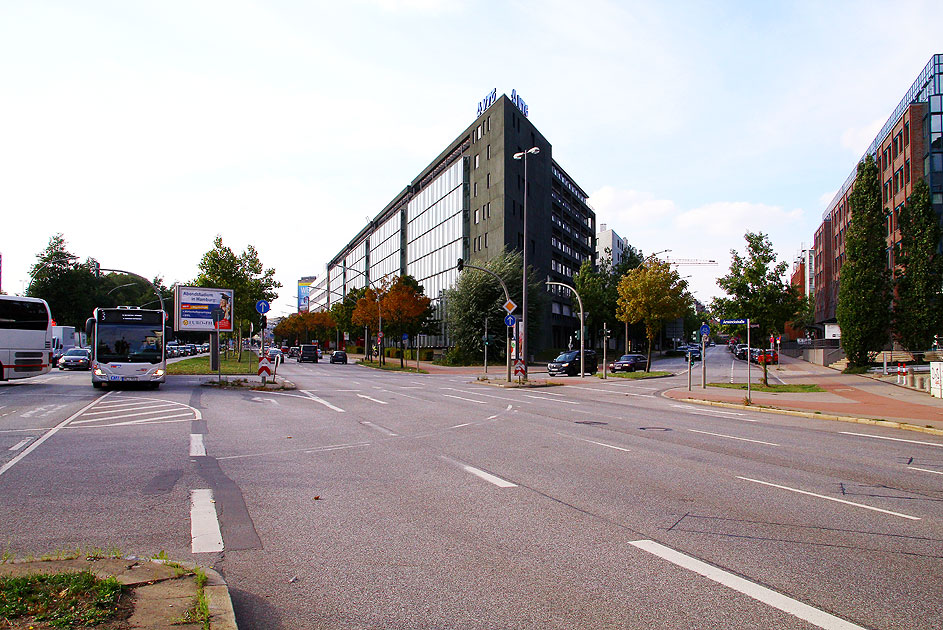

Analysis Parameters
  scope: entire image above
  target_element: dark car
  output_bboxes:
[685,347,702,362]
[267,348,283,363]
[330,351,348,364]
[547,350,597,377]
[608,354,647,372]
[58,347,91,370]
[735,344,750,360]
[298,344,319,363]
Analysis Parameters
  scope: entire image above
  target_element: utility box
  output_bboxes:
[930,362,943,398]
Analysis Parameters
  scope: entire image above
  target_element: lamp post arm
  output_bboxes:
[546,280,585,379]
[456,262,511,307]
[98,268,164,315]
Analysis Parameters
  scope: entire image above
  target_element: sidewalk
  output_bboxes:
[665,352,943,435]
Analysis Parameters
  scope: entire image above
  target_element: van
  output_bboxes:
[298,344,319,363]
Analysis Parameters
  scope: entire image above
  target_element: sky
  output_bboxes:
[2,0,942,318]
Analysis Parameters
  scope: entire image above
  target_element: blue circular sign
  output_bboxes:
[256,300,271,314]
[505,314,516,327]
[402,333,409,342]
[699,324,710,336]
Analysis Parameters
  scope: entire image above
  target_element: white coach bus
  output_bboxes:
[0,295,53,381]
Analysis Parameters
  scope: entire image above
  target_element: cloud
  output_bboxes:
[840,118,884,155]
[589,186,678,227]
[675,202,804,238]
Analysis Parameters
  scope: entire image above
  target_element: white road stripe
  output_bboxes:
[451,422,472,428]
[464,465,517,488]
[88,400,175,410]
[572,386,654,398]
[523,394,579,404]
[90,415,194,428]
[688,429,779,446]
[691,411,758,421]
[190,489,224,553]
[190,434,206,457]
[446,388,533,404]
[0,392,112,479]
[630,540,867,630]
[301,391,345,412]
[443,394,486,404]
[360,421,398,436]
[909,466,943,475]
[556,432,631,452]
[737,476,920,520]
[357,394,388,405]
[8,439,31,451]
[72,406,190,424]
[217,441,371,461]
[840,431,943,448]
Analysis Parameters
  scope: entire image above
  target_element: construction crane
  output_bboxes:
[666,258,718,266]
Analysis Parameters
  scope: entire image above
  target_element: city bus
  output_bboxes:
[0,295,53,381]
[86,307,166,389]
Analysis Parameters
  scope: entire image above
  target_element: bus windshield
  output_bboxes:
[97,324,163,364]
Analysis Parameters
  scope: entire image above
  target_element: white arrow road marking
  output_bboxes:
[190,489,224,553]
[630,540,867,630]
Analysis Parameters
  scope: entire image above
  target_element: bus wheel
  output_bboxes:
[92,381,103,389]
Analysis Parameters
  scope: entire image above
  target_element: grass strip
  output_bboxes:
[708,382,824,393]
[167,353,260,375]
[0,570,125,628]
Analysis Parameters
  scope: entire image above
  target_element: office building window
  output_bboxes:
[486,173,491,189]
[905,159,911,183]
[904,122,910,145]
[487,144,491,159]
[484,232,488,248]
[486,202,491,218]
[474,208,479,224]
[474,182,478,198]
[474,155,479,169]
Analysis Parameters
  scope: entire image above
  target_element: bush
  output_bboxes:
[842,365,871,374]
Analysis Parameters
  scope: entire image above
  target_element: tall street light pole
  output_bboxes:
[513,146,539,380]
[546,279,585,378]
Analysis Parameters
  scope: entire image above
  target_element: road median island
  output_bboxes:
[167,355,259,376]
[707,382,825,393]
[356,359,428,374]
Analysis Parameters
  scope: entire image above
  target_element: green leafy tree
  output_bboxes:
[616,259,691,371]
[572,258,615,350]
[444,248,546,364]
[27,234,101,328]
[330,286,366,349]
[836,155,892,368]
[894,179,943,352]
[193,236,281,360]
[715,231,802,384]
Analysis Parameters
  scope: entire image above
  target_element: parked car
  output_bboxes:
[547,350,597,377]
[289,346,300,358]
[58,347,91,370]
[297,344,319,363]
[330,350,348,364]
[735,344,750,360]
[608,354,647,372]
[755,349,779,364]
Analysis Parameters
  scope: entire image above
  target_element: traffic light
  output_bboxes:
[574,328,580,341]
[456,258,464,272]
[260,315,267,329]
[93,261,100,278]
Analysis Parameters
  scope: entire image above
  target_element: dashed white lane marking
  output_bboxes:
[190,489,224,553]
[447,388,533,404]
[840,431,943,448]
[190,434,206,457]
[463,465,517,488]
[630,540,867,630]
[359,420,398,436]
[688,429,779,447]
[442,394,486,405]
[451,422,472,428]
[522,394,579,405]
[570,386,654,398]
[356,394,388,405]
[0,392,113,479]
[8,438,31,451]
[216,441,371,461]
[737,477,920,521]
[556,432,632,453]
[909,466,943,475]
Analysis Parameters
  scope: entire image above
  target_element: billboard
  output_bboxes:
[174,286,234,332]
[298,276,316,313]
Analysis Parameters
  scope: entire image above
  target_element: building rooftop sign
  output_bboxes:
[477,88,497,117]
[511,89,528,117]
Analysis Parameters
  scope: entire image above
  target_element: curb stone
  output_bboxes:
[662,392,943,437]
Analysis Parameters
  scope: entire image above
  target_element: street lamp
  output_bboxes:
[546,278,586,378]
[513,146,539,379]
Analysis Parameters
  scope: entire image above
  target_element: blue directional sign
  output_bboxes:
[720,318,746,325]
[504,314,516,327]
[256,300,271,314]
[402,333,409,342]
[699,324,711,337]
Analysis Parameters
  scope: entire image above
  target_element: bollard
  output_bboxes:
[906,368,915,388]
[917,375,926,390]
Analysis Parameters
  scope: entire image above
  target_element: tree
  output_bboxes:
[894,179,943,352]
[380,275,434,367]
[193,236,281,360]
[573,258,616,350]
[330,287,366,349]
[837,155,892,368]
[616,259,691,371]
[444,248,546,364]
[716,231,802,384]
[352,285,386,363]
[27,234,101,329]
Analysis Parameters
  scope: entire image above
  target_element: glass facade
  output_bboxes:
[344,240,367,292]
[406,160,465,300]
[369,212,401,282]
[328,264,344,307]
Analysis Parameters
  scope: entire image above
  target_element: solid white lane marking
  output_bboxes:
[840,431,943,448]
[0,393,112,479]
[522,394,579,404]
[909,466,943,475]
[451,422,472,428]
[360,420,398,436]
[533,390,567,396]
[190,434,206,457]
[442,394,486,404]
[737,476,920,520]
[688,429,779,446]
[8,439,31,451]
[356,394,388,405]
[691,411,758,422]
[463,465,517,488]
[556,432,631,453]
[630,540,867,630]
[571,386,654,397]
[190,489,224,553]
[447,388,533,404]
[217,441,371,461]
[301,391,345,412]
[376,388,423,401]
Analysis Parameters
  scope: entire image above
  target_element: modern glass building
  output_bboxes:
[321,92,596,355]
[813,54,943,333]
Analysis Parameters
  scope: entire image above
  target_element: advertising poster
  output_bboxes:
[297,276,316,313]
[175,286,234,332]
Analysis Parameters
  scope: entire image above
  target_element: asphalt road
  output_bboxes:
[1,350,940,630]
